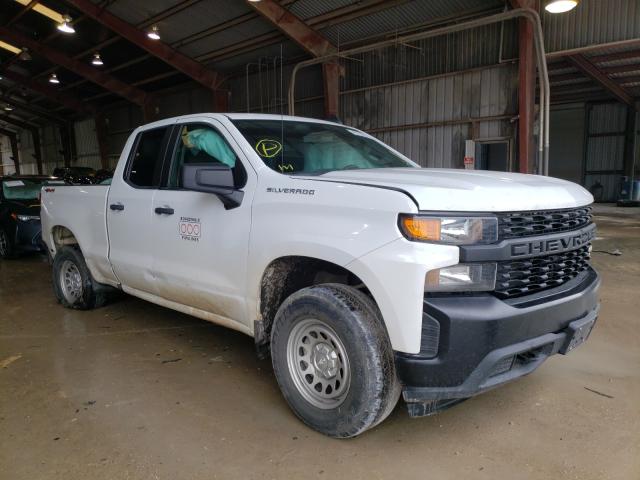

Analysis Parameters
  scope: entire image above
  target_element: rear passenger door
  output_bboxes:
[149,118,255,327]
[107,125,174,294]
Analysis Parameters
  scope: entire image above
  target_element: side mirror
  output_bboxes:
[182,163,244,209]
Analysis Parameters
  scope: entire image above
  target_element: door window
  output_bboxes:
[167,123,246,189]
[127,127,170,188]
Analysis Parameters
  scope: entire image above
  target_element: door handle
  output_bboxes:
[154,206,174,215]
[109,203,124,211]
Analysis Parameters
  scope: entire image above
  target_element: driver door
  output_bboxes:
[149,118,255,327]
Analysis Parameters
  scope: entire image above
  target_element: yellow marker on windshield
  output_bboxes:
[255,139,282,158]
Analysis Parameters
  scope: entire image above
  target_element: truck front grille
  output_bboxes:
[497,206,592,239]
[494,245,591,299]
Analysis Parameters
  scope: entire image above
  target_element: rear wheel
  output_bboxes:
[52,246,108,309]
[0,228,15,259]
[271,284,401,438]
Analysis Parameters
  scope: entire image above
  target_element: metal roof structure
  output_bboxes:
[0,0,638,128]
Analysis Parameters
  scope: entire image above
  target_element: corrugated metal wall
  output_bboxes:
[584,102,628,202]
[230,63,325,118]
[74,118,102,169]
[342,64,517,167]
[228,23,518,168]
[14,125,69,175]
[14,129,37,175]
[0,134,15,175]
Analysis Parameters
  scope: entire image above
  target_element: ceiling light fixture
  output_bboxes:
[57,15,75,34]
[18,47,31,61]
[544,0,579,13]
[147,25,161,40]
[49,73,60,84]
[92,52,104,66]
[4,104,14,111]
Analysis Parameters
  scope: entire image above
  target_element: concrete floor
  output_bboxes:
[1,205,639,480]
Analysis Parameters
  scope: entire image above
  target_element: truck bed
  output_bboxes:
[41,185,116,285]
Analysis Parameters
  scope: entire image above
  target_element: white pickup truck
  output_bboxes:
[41,113,600,437]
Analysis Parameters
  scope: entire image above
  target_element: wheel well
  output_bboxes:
[51,226,78,251]
[258,256,370,345]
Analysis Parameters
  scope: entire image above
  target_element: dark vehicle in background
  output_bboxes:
[0,176,63,258]
[52,166,98,185]
[95,169,114,184]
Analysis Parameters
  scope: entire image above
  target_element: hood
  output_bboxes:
[308,168,593,212]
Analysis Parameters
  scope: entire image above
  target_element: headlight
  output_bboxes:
[425,263,497,292]
[399,214,498,245]
[16,215,40,222]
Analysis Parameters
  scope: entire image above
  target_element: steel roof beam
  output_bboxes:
[1,69,95,114]
[64,0,221,90]
[0,94,67,124]
[5,0,40,27]
[567,54,638,110]
[246,0,337,57]
[246,0,340,118]
[588,49,640,64]
[0,27,149,106]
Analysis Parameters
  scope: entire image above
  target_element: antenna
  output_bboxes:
[280,43,285,170]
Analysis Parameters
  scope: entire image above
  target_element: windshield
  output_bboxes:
[2,179,44,201]
[231,120,416,174]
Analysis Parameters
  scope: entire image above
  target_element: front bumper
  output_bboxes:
[395,269,600,416]
[14,220,45,252]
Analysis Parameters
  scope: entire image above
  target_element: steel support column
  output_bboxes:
[623,107,637,190]
[322,63,341,120]
[31,127,42,174]
[511,0,537,174]
[212,90,229,112]
[59,124,72,168]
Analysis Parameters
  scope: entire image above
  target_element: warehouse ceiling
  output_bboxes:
[0,0,505,125]
[0,0,638,128]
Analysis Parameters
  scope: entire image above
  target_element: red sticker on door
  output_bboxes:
[179,216,201,242]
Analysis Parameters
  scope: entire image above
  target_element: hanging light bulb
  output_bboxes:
[544,0,579,13]
[18,47,32,61]
[57,15,75,34]
[49,73,60,84]
[147,25,161,40]
[92,52,104,66]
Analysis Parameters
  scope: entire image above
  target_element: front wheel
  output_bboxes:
[0,228,15,259]
[271,284,401,438]
[52,246,108,309]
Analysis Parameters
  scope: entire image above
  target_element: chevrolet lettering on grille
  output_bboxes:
[510,227,595,258]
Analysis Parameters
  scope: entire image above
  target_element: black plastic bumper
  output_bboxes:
[14,220,45,252]
[395,269,600,416]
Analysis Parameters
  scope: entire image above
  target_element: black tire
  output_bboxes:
[52,246,109,310]
[0,228,16,259]
[271,283,401,438]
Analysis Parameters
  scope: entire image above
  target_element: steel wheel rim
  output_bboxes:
[59,259,83,303]
[286,318,350,409]
[0,231,7,256]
